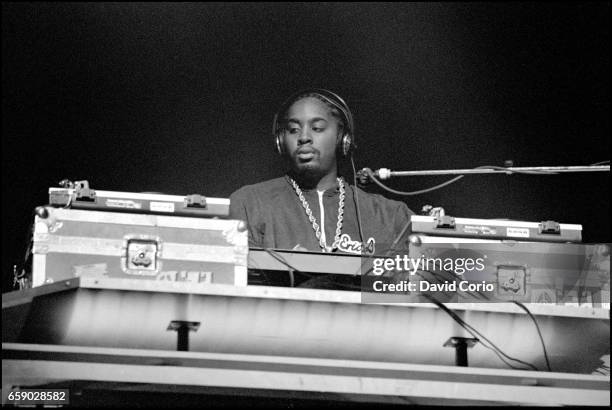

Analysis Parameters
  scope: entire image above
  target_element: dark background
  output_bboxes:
[2,2,610,293]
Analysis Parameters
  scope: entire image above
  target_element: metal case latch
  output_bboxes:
[122,236,162,276]
[539,220,561,235]
[74,180,96,202]
[435,215,456,229]
[185,194,207,208]
[497,265,527,297]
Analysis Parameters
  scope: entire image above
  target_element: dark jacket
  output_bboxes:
[229,176,414,255]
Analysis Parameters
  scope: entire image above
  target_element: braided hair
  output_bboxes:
[277,92,346,134]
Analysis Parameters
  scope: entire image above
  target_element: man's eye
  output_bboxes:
[312,127,324,132]
[287,128,300,134]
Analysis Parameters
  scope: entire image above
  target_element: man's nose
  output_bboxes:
[297,128,312,144]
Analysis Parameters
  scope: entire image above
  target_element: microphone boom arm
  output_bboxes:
[365,165,610,180]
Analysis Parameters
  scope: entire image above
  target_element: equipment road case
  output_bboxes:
[31,207,248,287]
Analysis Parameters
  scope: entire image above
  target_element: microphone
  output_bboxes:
[356,168,392,185]
[356,168,372,186]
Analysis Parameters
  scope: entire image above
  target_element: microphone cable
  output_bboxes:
[364,168,464,196]
[422,293,540,371]
[513,301,553,372]
[350,153,366,246]
[262,248,317,287]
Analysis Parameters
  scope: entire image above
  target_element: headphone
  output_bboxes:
[272,88,356,158]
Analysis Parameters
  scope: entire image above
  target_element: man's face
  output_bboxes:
[282,97,341,177]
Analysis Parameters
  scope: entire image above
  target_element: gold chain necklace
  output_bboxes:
[287,176,345,252]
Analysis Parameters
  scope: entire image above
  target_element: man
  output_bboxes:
[229,89,414,261]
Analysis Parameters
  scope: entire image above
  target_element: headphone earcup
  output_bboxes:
[340,134,353,157]
[275,134,283,155]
